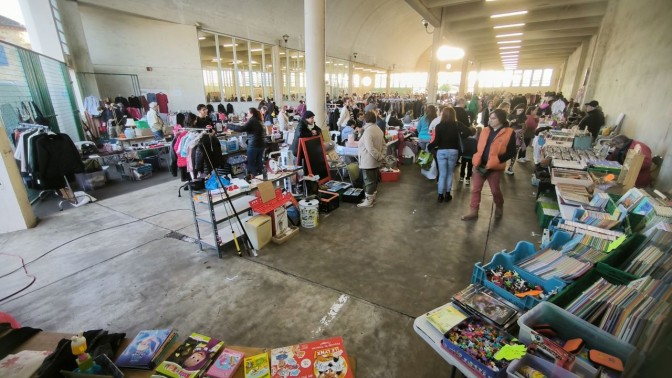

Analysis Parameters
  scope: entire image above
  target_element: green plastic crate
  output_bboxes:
[600,233,646,268]
[550,263,638,309]
[135,120,149,129]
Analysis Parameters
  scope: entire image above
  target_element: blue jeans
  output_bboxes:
[436,149,459,194]
[153,130,164,140]
[247,147,265,176]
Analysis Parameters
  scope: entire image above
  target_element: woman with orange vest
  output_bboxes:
[462,109,517,221]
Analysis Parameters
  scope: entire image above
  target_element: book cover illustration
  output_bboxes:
[311,337,352,378]
[0,350,51,377]
[155,333,224,378]
[206,348,245,378]
[426,303,468,334]
[244,353,271,378]
[115,329,174,368]
[270,337,353,378]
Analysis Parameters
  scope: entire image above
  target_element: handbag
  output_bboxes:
[417,150,433,170]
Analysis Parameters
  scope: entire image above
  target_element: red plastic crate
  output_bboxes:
[249,188,298,214]
[380,170,400,182]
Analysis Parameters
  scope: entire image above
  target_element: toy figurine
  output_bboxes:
[71,333,102,374]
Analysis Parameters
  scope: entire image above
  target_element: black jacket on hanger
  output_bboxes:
[34,133,84,189]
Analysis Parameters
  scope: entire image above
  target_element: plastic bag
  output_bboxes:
[421,159,437,180]
[417,150,433,170]
[205,173,230,190]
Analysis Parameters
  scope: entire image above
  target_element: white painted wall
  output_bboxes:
[79,5,204,113]
[587,0,672,191]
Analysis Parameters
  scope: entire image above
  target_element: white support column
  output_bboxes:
[0,120,37,234]
[427,24,442,105]
[19,0,63,61]
[385,70,391,96]
[458,58,469,96]
[232,38,241,101]
[272,45,283,105]
[347,60,353,96]
[304,0,326,135]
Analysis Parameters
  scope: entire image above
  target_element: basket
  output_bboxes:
[550,263,637,309]
[318,190,339,213]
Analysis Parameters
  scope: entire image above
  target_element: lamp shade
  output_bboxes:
[125,118,136,127]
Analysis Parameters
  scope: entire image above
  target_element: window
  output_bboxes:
[521,70,532,86]
[511,70,523,87]
[531,69,543,86]
[541,68,553,86]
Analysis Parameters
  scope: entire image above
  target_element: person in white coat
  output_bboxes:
[147,102,164,140]
[337,97,353,129]
[357,111,386,208]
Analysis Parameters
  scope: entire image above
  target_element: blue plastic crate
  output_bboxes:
[472,237,568,310]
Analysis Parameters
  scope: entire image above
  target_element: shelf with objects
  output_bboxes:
[5,328,357,378]
[414,184,672,378]
[186,161,303,258]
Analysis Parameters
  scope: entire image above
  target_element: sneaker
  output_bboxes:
[438,194,444,203]
[506,168,514,175]
[459,177,464,182]
[517,158,527,163]
[445,192,452,202]
[465,178,471,186]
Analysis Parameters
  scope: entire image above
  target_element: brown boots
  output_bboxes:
[461,208,478,221]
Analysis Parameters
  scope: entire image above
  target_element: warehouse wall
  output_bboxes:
[586,0,672,192]
[560,45,581,97]
[78,5,204,112]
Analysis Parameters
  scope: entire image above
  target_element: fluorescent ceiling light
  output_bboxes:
[500,52,519,56]
[502,60,518,63]
[198,36,206,40]
[499,46,521,50]
[497,40,521,44]
[496,33,523,38]
[222,43,239,47]
[491,11,528,19]
[250,48,263,52]
[436,45,465,61]
[493,23,525,29]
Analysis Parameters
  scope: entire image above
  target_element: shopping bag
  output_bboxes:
[417,150,433,170]
[205,172,230,190]
[421,159,437,180]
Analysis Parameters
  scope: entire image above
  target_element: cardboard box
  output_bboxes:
[271,206,288,236]
[136,128,153,137]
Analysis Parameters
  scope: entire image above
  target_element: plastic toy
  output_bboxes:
[70,333,102,374]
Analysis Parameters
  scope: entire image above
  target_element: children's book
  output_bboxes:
[206,348,245,378]
[244,353,270,378]
[269,336,353,378]
[115,329,176,369]
[425,302,468,334]
[155,333,224,378]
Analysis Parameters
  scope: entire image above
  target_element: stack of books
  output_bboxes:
[269,337,354,378]
[517,248,593,281]
[564,276,672,352]
[578,205,626,230]
[620,228,672,280]
[556,184,592,207]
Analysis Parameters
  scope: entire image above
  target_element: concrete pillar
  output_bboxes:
[385,70,391,96]
[56,0,99,99]
[458,58,469,96]
[272,45,283,105]
[582,0,617,103]
[347,60,353,96]
[19,0,63,61]
[304,0,326,135]
[426,25,442,105]
[556,58,568,94]
[0,120,37,234]
[570,39,591,99]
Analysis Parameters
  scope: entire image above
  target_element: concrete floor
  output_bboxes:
[0,159,544,378]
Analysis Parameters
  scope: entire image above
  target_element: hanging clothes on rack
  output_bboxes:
[156,92,169,113]
[146,92,157,104]
[140,95,149,112]
[128,95,142,109]
[33,132,84,189]
[83,95,101,116]
[114,96,130,108]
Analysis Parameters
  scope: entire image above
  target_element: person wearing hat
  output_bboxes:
[290,110,320,158]
[147,102,165,140]
[578,100,605,141]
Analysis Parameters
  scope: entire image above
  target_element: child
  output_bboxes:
[460,126,481,186]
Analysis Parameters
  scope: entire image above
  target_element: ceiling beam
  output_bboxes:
[449,12,604,34]
[442,1,607,22]
[426,0,606,12]
[468,38,584,50]
[404,0,442,27]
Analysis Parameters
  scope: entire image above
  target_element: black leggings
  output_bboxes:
[518,137,532,158]
[460,158,473,179]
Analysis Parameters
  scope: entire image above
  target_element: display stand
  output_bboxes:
[296,136,331,185]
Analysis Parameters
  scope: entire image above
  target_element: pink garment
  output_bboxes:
[140,95,149,112]
[174,133,187,167]
[0,312,21,328]
[127,107,141,120]
[470,169,503,210]
[156,93,169,113]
